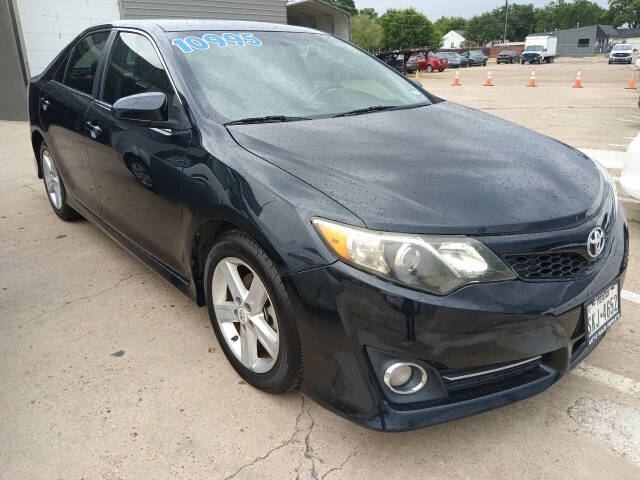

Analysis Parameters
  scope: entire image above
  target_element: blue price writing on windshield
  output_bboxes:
[172,32,262,53]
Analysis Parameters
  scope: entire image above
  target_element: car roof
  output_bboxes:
[89,19,318,34]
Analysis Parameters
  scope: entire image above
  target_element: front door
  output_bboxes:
[84,31,191,275]
[40,30,110,214]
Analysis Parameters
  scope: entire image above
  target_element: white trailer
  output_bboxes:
[522,35,558,64]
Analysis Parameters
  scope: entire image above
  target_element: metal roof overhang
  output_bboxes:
[287,0,350,18]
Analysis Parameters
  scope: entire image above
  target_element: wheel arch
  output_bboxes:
[189,215,288,307]
[31,129,45,178]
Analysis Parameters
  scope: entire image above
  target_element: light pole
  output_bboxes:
[503,0,509,44]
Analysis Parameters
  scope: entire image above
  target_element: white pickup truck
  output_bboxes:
[521,35,558,64]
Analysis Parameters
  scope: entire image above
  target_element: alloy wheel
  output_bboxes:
[42,149,62,209]
[211,257,280,373]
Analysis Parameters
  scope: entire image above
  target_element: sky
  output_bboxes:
[353,0,610,20]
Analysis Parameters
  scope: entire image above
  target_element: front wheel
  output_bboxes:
[40,142,79,221]
[438,68,445,72]
[204,230,303,393]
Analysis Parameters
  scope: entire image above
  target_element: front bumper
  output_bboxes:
[523,54,542,62]
[610,56,632,63]
[288,210,628,431]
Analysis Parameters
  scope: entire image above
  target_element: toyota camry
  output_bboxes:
[28,20,628,431]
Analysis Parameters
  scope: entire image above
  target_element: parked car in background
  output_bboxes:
[621,133,640,199]
[437,51,468,68]
[406,53,448,73]
[497,50,521,64]
[609,43,634,64]
[464,50,487,66]
[405,53,425,73]
[384,53,406,73]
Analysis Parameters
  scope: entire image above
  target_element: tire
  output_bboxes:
[438,68,444,72]
[40,142,80,221]
[426,65,433,73]
[204,230,302,394]
[483,61,487,66]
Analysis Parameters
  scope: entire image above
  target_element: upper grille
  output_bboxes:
[504,251,595,280]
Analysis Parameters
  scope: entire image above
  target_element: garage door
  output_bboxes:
[15,0,120,76]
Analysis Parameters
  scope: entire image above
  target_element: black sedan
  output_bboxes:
[497,50,521,64]
[28,20,628,431]
[437,51,469,68]
[464,49,488,66]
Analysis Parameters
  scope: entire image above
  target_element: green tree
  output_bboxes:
[502,3,537,41]
[609,0,640,27]
[535,0,610,31]
[466,12,502,46]
[359,7,378,19]
[325,0,357,16]
[377,8,436,50]
[350,14,383,51]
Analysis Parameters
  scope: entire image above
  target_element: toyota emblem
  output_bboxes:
[587,227,606,259]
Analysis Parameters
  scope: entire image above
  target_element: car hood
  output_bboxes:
[227,102,604,235]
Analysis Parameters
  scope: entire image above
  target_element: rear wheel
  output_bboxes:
[426,65,433,73]
[204,230,302,393]
[40,143,79,221]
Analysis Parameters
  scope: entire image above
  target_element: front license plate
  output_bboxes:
[585,283,620,346]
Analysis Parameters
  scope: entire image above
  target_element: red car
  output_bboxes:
[406,53,448,73]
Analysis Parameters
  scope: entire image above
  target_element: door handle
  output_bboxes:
[85,121,102,138]
[40,98,50,111]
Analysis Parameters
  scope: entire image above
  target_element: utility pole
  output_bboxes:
[503,0,509,44]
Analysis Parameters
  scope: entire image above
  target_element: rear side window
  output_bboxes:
[64,31,110,95]
[101,32,173,105]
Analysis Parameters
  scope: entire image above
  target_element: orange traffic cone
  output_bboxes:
[573,68,583,88]
[484,70,493,86]
[626,67,637,89]
[452,69,461,86]
[415,68,420,80]
[527,69,537,87]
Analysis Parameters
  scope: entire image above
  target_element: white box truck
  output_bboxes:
[521,35,558,64]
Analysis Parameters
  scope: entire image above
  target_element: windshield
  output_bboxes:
[613,44,633,51]
[170,31,429,121]
[525,45,544,51]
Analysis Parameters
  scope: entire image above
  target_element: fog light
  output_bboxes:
[383,362,427,395]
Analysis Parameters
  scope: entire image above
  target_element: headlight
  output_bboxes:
[312,218,515,295]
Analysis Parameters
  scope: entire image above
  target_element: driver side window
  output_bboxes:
[101,32,174,106]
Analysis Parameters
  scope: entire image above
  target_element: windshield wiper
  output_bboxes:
[332,105,398,118]
[224,115,311,126]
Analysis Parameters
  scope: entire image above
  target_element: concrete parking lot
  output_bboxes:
[2,59,640,479]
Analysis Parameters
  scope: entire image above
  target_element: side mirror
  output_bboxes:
[112,92,169,127]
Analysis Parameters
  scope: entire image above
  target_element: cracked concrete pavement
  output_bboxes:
[2,61,640,480]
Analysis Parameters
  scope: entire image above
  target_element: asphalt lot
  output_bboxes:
[2,59,640,479]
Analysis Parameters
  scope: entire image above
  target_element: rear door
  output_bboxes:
[84,30,191,275]
[40,30,111,214]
